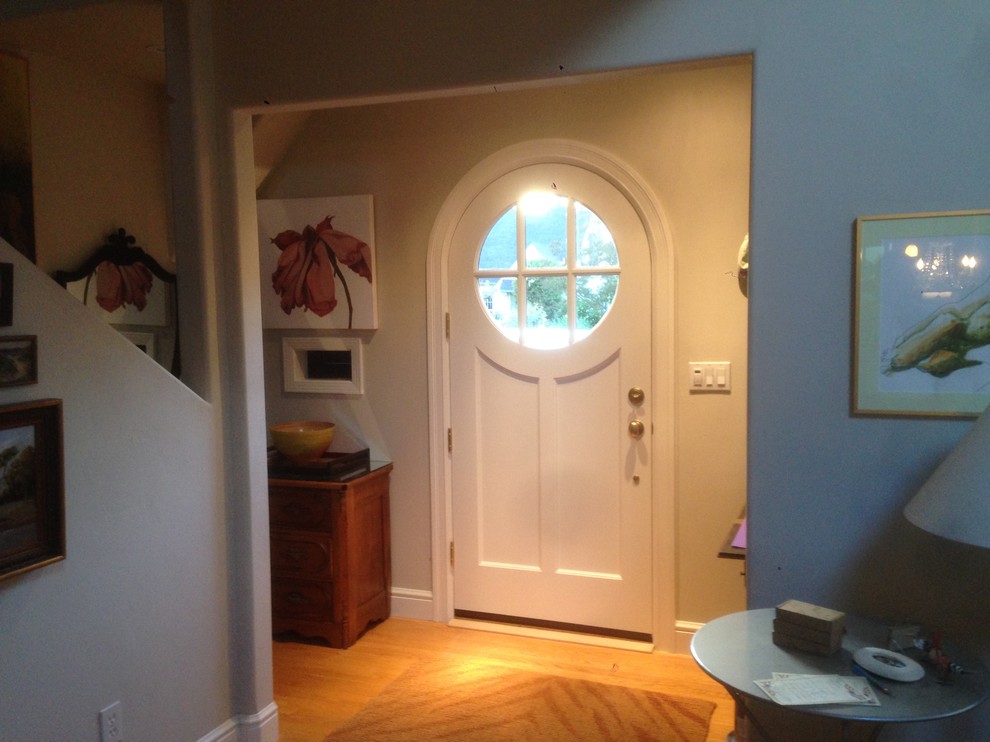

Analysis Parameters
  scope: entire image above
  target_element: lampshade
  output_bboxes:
[903,403,990,548]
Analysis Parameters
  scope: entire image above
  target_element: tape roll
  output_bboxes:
[853,647,925,682]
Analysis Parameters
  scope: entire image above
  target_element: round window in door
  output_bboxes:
[475,191,619,349]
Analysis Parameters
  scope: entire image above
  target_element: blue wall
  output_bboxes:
[743,3,989,613]
[744,9,990,735]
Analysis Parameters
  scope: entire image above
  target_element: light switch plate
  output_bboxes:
[689,361,731,392]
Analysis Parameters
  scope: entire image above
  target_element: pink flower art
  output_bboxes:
[270,215,373,327]
[94,260,154,312]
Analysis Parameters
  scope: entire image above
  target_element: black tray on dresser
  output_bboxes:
[267,448,371,482]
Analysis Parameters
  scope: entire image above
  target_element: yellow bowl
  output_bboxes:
[270,421,335,464]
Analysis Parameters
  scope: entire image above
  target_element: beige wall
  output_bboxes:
[1,46,172,276]
[258,59,750,624]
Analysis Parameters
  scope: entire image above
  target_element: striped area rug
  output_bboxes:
[325,657,715,741]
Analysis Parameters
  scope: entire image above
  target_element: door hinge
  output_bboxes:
[445,311,450,339]
[447,428,453,452]
[449,540,455,567]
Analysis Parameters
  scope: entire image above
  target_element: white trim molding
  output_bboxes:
[675,620,704,655]
[391,587,435,621]
[197,702,279,742]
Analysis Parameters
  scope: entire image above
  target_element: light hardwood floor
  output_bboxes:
[273,617,734,741]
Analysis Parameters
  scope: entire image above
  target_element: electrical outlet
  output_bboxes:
[99,701,123,742]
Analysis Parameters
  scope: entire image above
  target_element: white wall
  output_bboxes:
[0,241,230,740]
[0,4,247,739]
[256,61,750,623]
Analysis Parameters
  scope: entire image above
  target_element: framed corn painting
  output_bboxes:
[854,210,990,417]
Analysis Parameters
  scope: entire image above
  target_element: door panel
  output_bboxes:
[555,352,622,576]
[476,352,540,568]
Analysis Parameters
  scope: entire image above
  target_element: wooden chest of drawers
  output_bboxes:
[268,464,392,648]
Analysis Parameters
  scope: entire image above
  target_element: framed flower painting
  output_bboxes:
[257,195,378,330]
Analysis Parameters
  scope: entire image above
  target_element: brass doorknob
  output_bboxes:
[628,387,645,405]
[628,420,645,438]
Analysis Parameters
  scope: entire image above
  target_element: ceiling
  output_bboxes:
[0,1,165,84]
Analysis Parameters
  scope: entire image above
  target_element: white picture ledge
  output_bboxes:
[282,336,364,395]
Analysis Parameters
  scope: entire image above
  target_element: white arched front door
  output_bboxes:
[445,152,658,641]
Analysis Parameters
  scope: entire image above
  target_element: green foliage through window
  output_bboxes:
[476,193,619,348]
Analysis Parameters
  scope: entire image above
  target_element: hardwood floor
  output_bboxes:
[273,617,735,741]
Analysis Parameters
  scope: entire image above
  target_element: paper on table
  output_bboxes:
[754,673,880,706]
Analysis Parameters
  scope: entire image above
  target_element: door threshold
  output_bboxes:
[448,617,655,653]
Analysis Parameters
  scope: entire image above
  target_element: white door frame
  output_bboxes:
[426,139,677,651]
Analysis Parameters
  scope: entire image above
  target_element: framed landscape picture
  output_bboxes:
[0,335,37,386]
[854,210,990,417]
[0,399,65,581]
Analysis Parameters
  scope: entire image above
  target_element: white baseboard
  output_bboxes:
[391,586,434,620]
[198,701,278,742]
[675,620,703,655]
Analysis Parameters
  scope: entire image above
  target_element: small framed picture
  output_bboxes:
[0,399,65,581]
[854,210,990,417]
[120,331,156,359]
[0,335,37,386]
[0,263,12,326]
[282,335,364,395]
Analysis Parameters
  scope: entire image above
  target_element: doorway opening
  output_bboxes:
[250,56,751,656]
